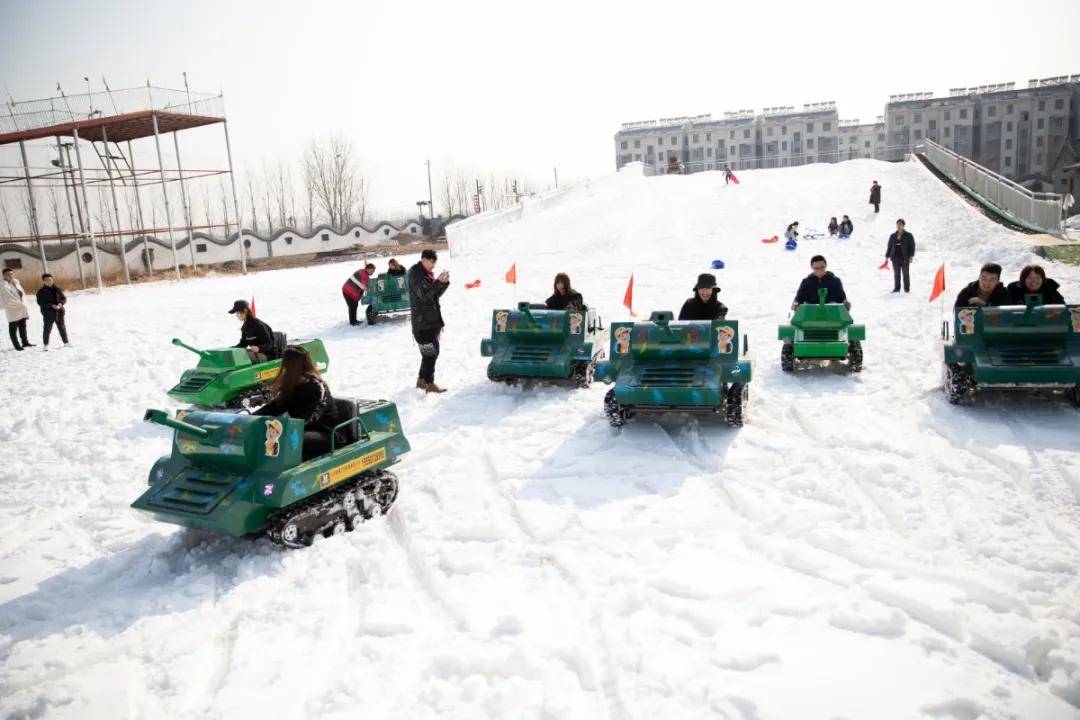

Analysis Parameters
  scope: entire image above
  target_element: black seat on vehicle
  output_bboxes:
[271,331,287,360]
[333,397,360,446]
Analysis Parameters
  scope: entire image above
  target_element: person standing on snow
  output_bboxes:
[679,273,729,320]
[2,267,33,351]
[723,165,735,184]
[885,218,915,293]
[35,273,69,349]
[869,180,882,213]
[342,262,375,326]
[408,249,450,394]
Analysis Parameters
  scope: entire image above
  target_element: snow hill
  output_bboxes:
[2,158,1079,720]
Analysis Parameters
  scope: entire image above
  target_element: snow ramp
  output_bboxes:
[1,159,1079,719]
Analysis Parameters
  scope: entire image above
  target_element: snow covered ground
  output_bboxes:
[2,158,1079,720]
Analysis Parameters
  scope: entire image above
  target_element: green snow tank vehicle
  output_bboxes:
[167,336,329,409]
[362,273,411,325]
[779,288,865,372]
[943,297,1080,405]
[479,302,604,386]
[132,398,410,547]
[594,311,752,427]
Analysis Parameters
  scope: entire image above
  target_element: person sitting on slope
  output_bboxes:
[839,215,854,238]
[791,255,850,311]
[828,217,839,236]
[545,272,585,311]
[784,221,799,242]
[679,273,728,321]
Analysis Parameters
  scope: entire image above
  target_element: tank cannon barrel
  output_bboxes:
[143,409,210,438]
[171,337,214,360]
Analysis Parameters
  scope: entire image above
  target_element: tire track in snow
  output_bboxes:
[385,511,469,632]
[478,445,630,720]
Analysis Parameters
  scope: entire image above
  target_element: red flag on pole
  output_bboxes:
[623,274,636,317]
[929,264,946,303]
[878,259,890,270]
[505,263,516,284]
[250,296,256,316]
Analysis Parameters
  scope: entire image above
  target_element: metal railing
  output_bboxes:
[916,139,1064,234]
[1,86,225,135]
[633,145,914,175]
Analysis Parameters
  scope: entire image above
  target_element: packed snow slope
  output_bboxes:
[2,158,1080,720]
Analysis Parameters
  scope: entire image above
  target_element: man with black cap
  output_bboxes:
[679,273,728,321]
[791,255,850,311]
[408,249,450,393]
[228,299,276,362]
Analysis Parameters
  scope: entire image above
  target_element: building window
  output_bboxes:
[1022,111,1029,121]
[944,126,951,137]
[1005,138,1013,149]
[243,240,251,248]
[646,145,653,153]
[658,137,663,146]
[1005,156,1012,167]
[878,133,885,141]
[913,113,921,123]
[285,236,293,244]
[807,138,814,149]
[692,134,699,143]
[706,147,712,157]
[894,115,905,126]
[671,136,677,144]
[82,252,92,263]
[767,127,774,136]
[634,154,641,160]
[620,141,628,150]
[729,131,735,140]
[1036,136,1044,147]
[944,110,951,121]
[928,119,936,130]
[3,258,22,270]
[864,140,871,148]
[914,130,922,140]
[1036,153,1043,164]
[987,105,997,117]
[823,122,831,131]
[1037,118,1045,130]
[782,141,788,151]
[959,109,968,119]
[383,228,391,236]
[321,233,329,242]
[1037,100,1045,111]
[1006,103,1013,114]
[196,243,207,253]
[806,123,814,132]
[1006,121,1013,132]
[743,129,750,139]
[1054,98,1065,110]
[781,125,787,134]
[634,139,641,148]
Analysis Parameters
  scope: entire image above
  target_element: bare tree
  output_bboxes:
[0,191,16,239]
[303,135,367,232]
[246,176,259,235]
[47,186,66,237]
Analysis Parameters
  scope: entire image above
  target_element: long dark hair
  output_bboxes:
[1019,264,1046,288]
[553,272,575,296]
[272,345,320,400]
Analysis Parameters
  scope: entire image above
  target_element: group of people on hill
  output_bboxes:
[3,268,69,351]
[341,258,406,326]
[827,216,854,238]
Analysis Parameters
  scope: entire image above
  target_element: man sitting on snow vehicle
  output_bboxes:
[954,263,1008,309]
[545,272,585,311]
[791,255,850,311]
[678,273,728,320]
[229,299,277,362]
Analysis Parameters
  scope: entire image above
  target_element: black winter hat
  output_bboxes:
[693,273,719,292]
[227,299,250,314]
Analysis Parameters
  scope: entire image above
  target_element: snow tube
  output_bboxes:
[785,239,798,251]
[761,235,779,243]
[711,259,725,269]
[465,279,482,289]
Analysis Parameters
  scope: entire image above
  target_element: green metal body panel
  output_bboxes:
[480,302,600,380]
[132,402,410,537]
[166,338,329,407]
[778,288,865,358]
[594,311,751,409]
[362,273,411,315]
[943,301,1080,386]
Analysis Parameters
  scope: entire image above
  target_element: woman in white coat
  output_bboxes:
[2,267,33,351]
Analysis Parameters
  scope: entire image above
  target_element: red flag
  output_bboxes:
[929,264,946,303]
[250,296,256,316]
[505,263,516,284]
[730,172,740,185]
[465,279,481,289]
[623,274,636,317]
[761,235,779,244]
[878,259,889,270]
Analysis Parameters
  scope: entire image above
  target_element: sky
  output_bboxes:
[1,0,1079,221]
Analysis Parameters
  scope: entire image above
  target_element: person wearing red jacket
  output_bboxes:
[342,263,375,326]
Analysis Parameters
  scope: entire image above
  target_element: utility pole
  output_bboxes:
[554,167,559,189]
[425,158,434,219]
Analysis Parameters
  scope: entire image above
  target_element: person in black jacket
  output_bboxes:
[255,345,340,461]
[408,249,450,393]
[387,258,406,276]
[545,273,585,311]
[228,299,276,362]
[839,215,854,238]
[827,217,839,236]
[791,255,850,310]
[678,273,728,320]
[885,219,915,293]
[954,263,1009,308]
[869,181,881,213]
[35,273,69,348]
[1006,265,1066,305]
